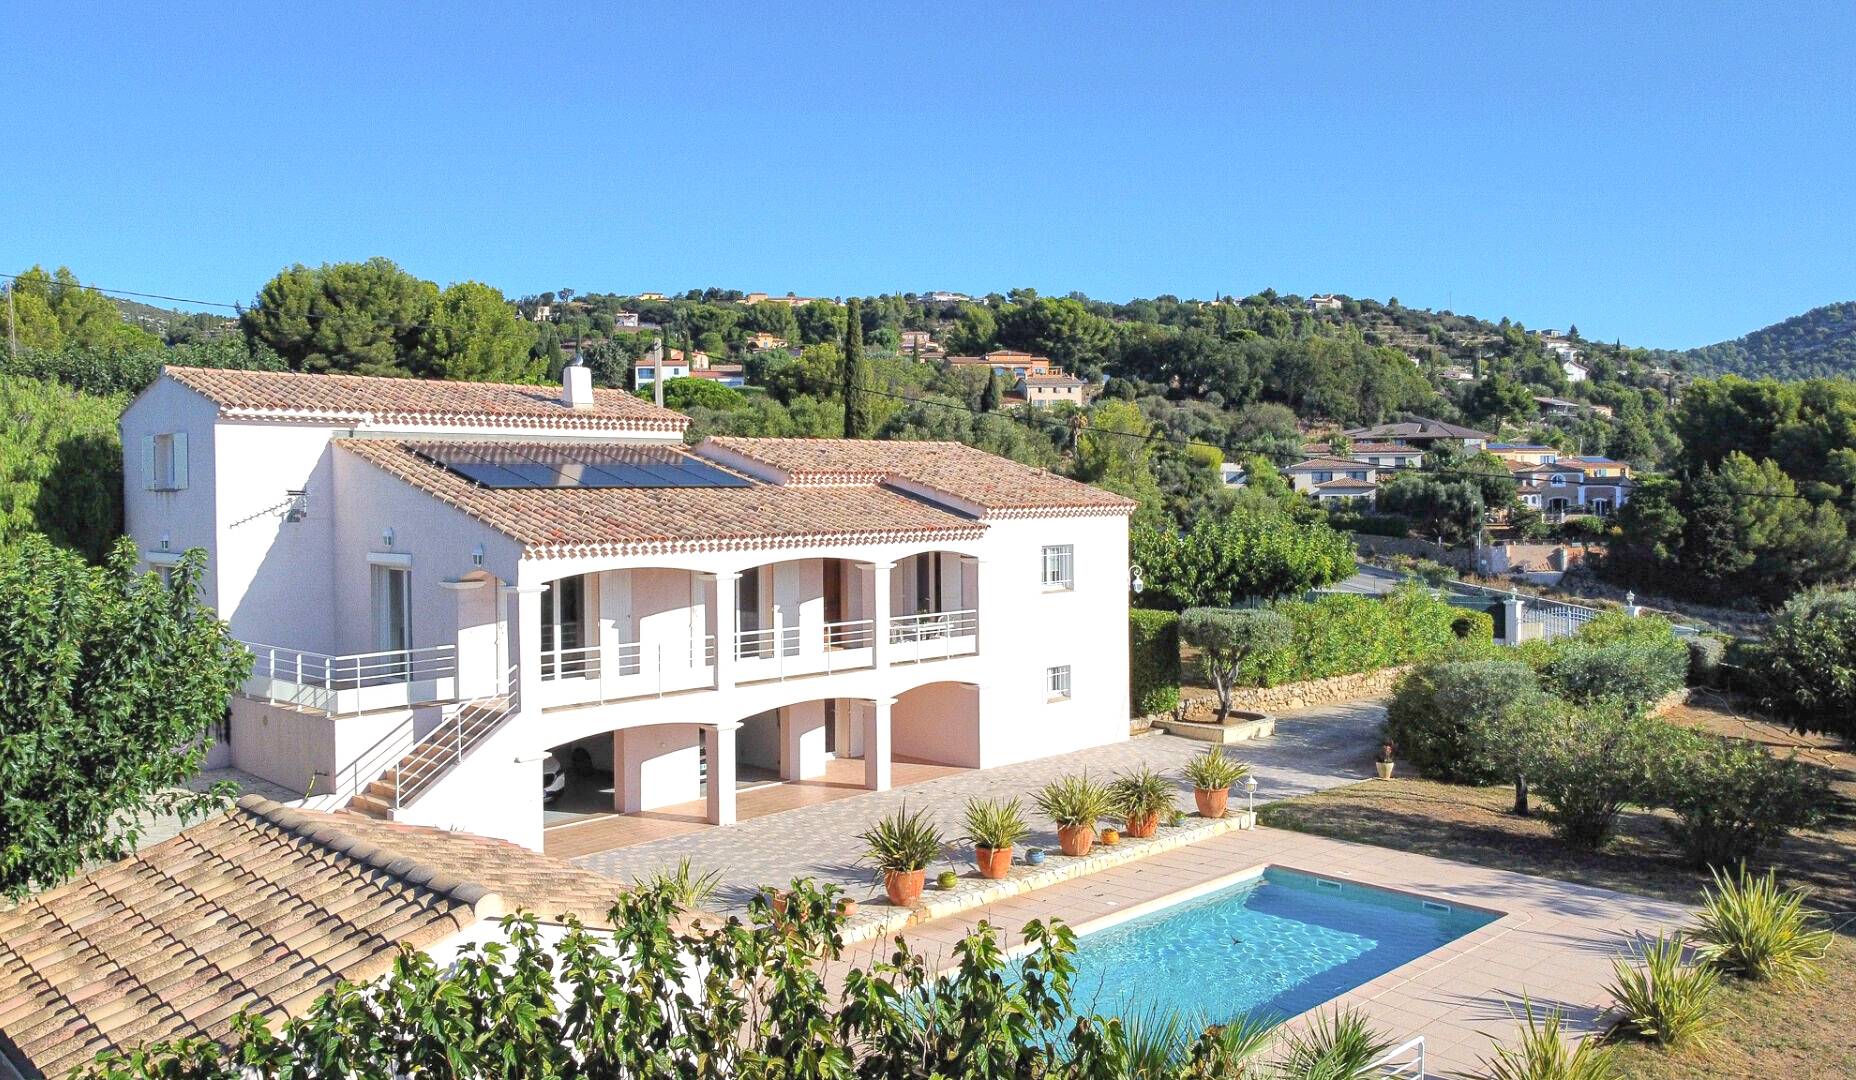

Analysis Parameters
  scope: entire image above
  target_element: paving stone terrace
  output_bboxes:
[572,699,1384,911]
[819,825,1693,1080]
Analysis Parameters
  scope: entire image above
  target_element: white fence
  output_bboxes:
[242,642,457,715]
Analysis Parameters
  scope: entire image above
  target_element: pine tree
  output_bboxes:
[842,297,870,438]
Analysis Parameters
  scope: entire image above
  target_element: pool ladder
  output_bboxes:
[1371,1035,1426,1078]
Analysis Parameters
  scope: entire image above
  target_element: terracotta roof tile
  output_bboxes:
[337,439,988,559]
[699,437,1135,518]
[163,366,688,434]
[0,797,631,1077]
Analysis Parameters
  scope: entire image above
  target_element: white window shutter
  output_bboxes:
[141,435,157,490]
[171,432,189,490]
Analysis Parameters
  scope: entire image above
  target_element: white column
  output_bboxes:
[512,583,548,709]
[705,721,740,825]
[712,571,738,690]
[863,697,893,791]
[871,561,893,670]
[445,578,495,699]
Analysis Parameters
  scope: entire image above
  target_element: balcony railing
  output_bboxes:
[242,642,458,715]
[889,608,979,663]
[733,618,877,683]
[537,636,718,708]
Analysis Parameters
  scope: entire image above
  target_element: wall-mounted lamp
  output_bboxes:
[382,528,395,548]
[472,544,486,567]
[1130,564,1145,595]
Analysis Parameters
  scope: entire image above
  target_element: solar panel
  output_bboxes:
[408,443,753,489]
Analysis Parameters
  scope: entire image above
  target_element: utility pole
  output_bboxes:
[5,282,15,359]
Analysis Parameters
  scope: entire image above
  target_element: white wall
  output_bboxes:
[614,724,704,812]
[120,378,223,603]
[892,681,981,766]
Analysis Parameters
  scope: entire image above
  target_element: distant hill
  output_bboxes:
[1683,301,1856,380]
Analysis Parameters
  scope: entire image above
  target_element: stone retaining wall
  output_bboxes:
[1164,666,1410,723]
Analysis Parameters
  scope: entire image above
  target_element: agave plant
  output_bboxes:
[1604,932,1722,1048]
[1182,746,1250,792]
[858,805,944,873]
[1110,766,1175,821]
[632,857,722,910]
[1692,864,1832,984]
[1480,997,1620,1080]
[1035,772,1115,829]
[1274,1008,1394,1079]
[960,797,1030,850]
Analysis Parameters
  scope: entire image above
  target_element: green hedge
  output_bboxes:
[1129,609,1181,716]
[1246,586,1495,687]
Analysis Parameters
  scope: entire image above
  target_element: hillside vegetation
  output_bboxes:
[1684,300,1856,380]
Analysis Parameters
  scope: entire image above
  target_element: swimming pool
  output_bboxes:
[1053,866,1498,1027]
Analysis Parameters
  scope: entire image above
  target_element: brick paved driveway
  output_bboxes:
[573,699,1384,911]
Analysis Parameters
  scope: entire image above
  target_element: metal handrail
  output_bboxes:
[242,640,457,690]
[392,664,520,810]
[1370,1035,1425,1078]
[824,618,877,650]
[541,643,601,681]
[734,624,800,661]
[888,608,979,643]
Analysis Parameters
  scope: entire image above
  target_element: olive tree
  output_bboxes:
[1,536,248,897]
[1179,607,1292,722]
[1761,588,1856,740]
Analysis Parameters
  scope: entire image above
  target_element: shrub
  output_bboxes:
[1035,773,1115,829]
[1686,635,1726,688]
[959,797,1030,851]
[1761,587,1856,740]
[1542,624,1688,715]
[631,857,721,910]
[1180,607,1293,721]
[1181,747,1249,792]
[1384,659,1540,784]
[1248,586,1495,687]
[1605,932,1723,1048]
[1657,731,1828,867]
[1129,609,1181,716]
[858,806,944,873]
[1480,998,1621,1080]
[1692,865,1832,984]
[1523,702,1675,850]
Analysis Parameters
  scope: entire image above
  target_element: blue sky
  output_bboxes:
[4,2,1853,348]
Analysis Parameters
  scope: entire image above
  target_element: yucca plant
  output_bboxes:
[1605,932,1722,1048]
[1692,864,1831,983]
[1035,772,1115,829]
[858,805,944,873]
[1182,746,1250,791]
[1480,997,1620,1080]
[1111,766,1175,822]
[960,797,1030,850]
[632,857,723,910]
[1274,1008,1394,1079]
[1119,1004,1200,1078]
[1182,1013,1275,1078]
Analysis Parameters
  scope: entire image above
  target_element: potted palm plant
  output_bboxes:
[1110,766,1174,839]
[1035,773,1114,857]
[1182,747,1250,819]
[960,797,1029,880]
[858,806,943,908]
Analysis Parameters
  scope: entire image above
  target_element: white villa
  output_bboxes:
[120,367,1134,851]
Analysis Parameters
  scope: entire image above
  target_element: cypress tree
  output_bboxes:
[842,297,870,438]
[980,369,1002,412]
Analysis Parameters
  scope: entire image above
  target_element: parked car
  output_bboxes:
[542,753,566,804]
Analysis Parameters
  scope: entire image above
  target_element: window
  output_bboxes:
[144,432,189,491]
[1313,471,1333,484]
[1041,544,1074,589]
[1046,665,1073,700]
[915,553,943,612]
[541,574,592,678]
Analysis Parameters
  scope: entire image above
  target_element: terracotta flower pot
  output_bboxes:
[1057,824,1095,857]
[1100,828,1121,846]
[1124,813,1159,839]
[883,868,926,908]
[1194,787,1229,819]
[975,845,1014,879]
[836,897,858,917]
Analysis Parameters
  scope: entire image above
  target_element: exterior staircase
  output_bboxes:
[346,692,517,820]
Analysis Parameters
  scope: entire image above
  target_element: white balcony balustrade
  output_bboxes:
[242,642,458,715]
[888,608,979,664]
[536,636,719,708]
[733,618,877,683]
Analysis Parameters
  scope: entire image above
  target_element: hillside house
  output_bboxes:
[1508,456,1632,518]
[119,367,1135,851]
[1340,417,1491,451]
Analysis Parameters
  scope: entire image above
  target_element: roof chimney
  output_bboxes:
[561,355,594,409]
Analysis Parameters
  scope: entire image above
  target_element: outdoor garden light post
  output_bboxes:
[1244,774,1258,814]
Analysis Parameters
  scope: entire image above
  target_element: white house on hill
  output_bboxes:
[120,367,1135,850]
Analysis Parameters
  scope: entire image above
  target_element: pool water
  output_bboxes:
[1052,867,1496,1027]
